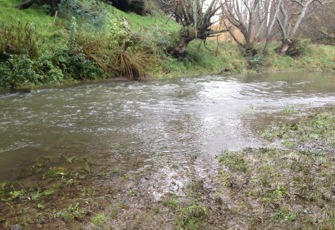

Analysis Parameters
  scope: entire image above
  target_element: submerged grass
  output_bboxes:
[158,106,335,229]
[218,147,335,229]
[0,156,96,228]
[0,105,334,228]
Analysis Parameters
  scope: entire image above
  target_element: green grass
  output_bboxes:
[155,41,247,78]
[215,107,335,229]
[92,213,108,227]
[263,42,335,72]
[217,147,335,229]
[262,107,335,148]
[0,0,62,31]
[109,6,180,32]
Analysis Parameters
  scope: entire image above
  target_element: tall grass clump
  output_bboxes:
[75,16,160,80]
[0,18,40,61]
[113,45,158,80]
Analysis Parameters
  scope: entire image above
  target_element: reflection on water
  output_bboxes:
[0,72,335,186]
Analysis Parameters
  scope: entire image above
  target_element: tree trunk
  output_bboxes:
[276,39,305,57]
[169,35,193,56]
[276,39,293,55]
[169,27,197,56]
[16,0,38,9]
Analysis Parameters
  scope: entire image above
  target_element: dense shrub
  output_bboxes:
[248,54,264,68]
[51,48,105,80]
[0,54,63,89]
[0,45,105,90]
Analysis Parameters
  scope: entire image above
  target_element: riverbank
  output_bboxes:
[1,0,335,91]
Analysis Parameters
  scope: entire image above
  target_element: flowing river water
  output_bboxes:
[1,72,335,228]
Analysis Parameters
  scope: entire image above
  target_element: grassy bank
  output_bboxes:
[1,0,335,90]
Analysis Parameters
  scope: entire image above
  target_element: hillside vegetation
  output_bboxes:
[0,0,335,90]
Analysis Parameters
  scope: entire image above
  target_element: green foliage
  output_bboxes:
[41,44,105,81]
[0,17,93,89]
[75,24,158,80]
[272,209,297,222]
[0,52,66,89]
[148,29,174,53]
[44,167,68,179]
[0,18,40,61]
[69,17,77,51]
[108,17,130,45]
[61,52,105,80]
[162,194,179,209]
[263,42,335,71]
[60,203,84,221]
[92,213,108,227]
[156,41,247,78]
[0,182,6,198]
[1,55,44,89]
[0,34,105,89]
[248,54,264,68]
[219,151,248,172]
[9,188,26,201]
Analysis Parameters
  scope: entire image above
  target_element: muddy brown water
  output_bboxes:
[1,72,335,204]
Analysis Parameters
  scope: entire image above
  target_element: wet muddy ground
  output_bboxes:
[1,73,335,229]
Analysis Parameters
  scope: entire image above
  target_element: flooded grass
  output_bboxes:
[214,106,335,229]
[0,156,97,228]
[165,106,335,229]
[1,107,335,229]
[262,107,335,151]
[217,148,335,229]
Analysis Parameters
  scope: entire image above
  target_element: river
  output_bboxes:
[0,72,335,227]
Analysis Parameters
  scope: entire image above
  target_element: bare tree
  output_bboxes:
[275,0,333,55]
[262,0,283,54]
[220,0,272,56]
[300,1,335,44]
[166,0,229,56]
